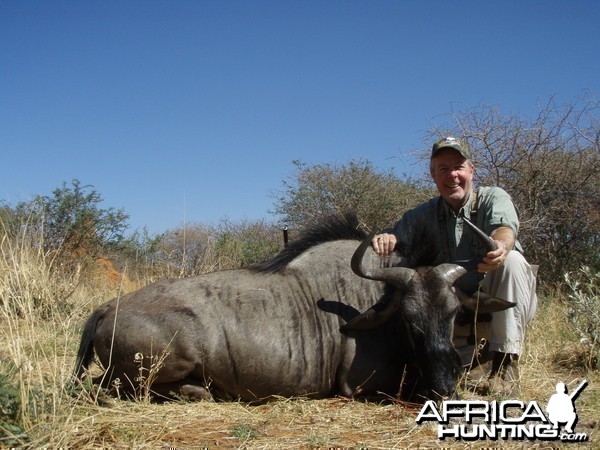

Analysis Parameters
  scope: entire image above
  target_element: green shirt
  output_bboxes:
[389,186,521,293]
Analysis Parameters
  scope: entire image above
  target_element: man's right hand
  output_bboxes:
[371,233,397,257]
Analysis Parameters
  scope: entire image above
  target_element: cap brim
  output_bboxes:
[431,145,470,159]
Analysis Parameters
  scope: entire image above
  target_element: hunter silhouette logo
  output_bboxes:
[416,379,589,442]
[547,380,587,435]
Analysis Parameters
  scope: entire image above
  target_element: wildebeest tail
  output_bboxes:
[73,306,107,379]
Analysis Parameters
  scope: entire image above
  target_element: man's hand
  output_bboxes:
[477,226,514,273]
[478,240,509,273]
[372,233,397,257]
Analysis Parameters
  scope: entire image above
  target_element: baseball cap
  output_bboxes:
[431,136,472,160]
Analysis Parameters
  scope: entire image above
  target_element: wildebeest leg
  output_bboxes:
[180,384,213,401]
[148,378,215,402]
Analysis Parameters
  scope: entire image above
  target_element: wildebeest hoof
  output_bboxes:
[180,384,214,401]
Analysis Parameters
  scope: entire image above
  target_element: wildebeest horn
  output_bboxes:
[454,287,515,313]
[344,233,414,330]
[462,216,498,252]
[434,263,468,284]
[351,232,414,287]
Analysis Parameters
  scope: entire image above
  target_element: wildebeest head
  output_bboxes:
[343,221,514,399]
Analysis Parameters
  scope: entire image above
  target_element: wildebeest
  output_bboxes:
[73,214,512,402]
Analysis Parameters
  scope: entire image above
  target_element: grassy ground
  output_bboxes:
[1,263,598,448]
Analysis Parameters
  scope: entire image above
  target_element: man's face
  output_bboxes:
[430,148,474,211]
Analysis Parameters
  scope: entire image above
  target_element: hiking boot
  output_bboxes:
[457,337,496,394]
[479,352,520,397]
[461,360,493,394]
[465,361,492,383]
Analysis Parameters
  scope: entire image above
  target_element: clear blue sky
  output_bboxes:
[2,1,598,235]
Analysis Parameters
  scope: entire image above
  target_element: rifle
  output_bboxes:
[569,379,588,401]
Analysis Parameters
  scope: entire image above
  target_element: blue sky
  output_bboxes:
[2,1,598,235]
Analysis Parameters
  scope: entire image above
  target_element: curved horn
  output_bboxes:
[351,232,414,287]
[454,288,516,313]
[462,216,498,253]
[344,233,414,331]
[434,263,468,284]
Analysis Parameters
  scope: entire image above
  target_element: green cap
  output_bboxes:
[431,136,472,160]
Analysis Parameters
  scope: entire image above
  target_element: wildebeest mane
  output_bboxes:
[394,221,441,268]
[253,213,368,273]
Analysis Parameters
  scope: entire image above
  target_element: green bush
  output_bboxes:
[564,266,600,370]
[272,159,434,232]
[18,179,129,259]
[0,364,27,446]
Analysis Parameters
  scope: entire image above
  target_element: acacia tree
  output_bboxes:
[15,179,129,264]
[425,95,600,283]
[272,159,435,233]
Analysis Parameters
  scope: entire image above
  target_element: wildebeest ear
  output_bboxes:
[340,300,397,330]
[454,288,515,313]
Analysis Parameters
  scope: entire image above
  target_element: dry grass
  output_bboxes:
[1,231,598,448]
[53,396,428,449]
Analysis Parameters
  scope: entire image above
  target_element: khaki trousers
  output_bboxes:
[454,251,538,365]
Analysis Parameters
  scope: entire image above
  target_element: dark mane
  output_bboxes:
[395,221,441,268]
[253,213,368,273]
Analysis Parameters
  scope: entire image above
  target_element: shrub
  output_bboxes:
[0,365,27,446]
[564,265,600,370]
[272,159,434,232]
[144,219,283,279]
[12,180,129,277]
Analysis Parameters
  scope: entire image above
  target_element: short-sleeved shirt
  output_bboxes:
[389,186,521,294]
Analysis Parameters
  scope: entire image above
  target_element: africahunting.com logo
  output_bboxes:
[416,379,589,442]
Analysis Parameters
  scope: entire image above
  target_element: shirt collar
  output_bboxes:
[441,190,475,219]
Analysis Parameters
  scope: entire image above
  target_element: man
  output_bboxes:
[372,136,538,395]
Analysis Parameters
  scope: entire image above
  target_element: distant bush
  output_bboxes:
[15,179,129,260]
[1,179,130,296]
[134,218,284,280]
[215,218,283,270]
[1,180,130,310]
[272,159,435,232]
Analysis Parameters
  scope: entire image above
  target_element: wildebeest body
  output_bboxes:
[75,214,511,401]
[79,239,411,401]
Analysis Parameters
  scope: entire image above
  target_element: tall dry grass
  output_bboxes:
[0,221,598,448]
[0,220,131,447]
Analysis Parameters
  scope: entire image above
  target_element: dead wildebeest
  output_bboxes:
[73,214,512,402]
